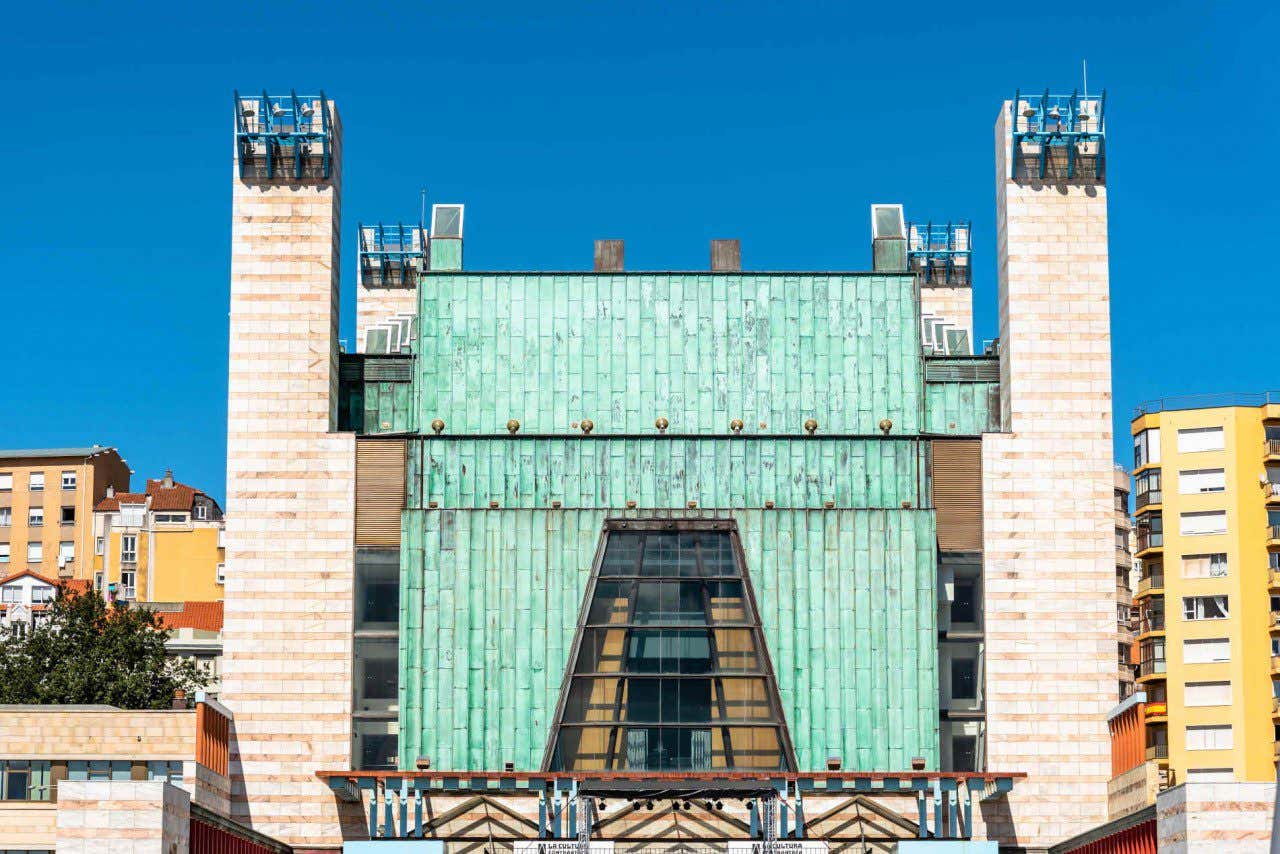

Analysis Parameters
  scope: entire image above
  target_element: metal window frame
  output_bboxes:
[541,517,797,772]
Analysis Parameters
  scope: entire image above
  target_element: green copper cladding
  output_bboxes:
[398,270,943,773]
[400,506,937,772]
[414,273,922,435]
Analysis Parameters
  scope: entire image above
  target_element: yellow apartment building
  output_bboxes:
[92,470,225,603]
[0,447,131,584]
[1131,393,1280,786]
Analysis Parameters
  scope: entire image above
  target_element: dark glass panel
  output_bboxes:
[600,533,643,576]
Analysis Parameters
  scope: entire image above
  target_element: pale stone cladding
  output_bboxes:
[54,780,190,854]
[979,101,1115,849]
[356,283,417,353]
[1156,781,1277,852]
[922,285,974,353]
[222,97,359,847]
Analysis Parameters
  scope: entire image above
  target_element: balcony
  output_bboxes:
[1145,743,1169,762]
[1144,701,1168,721]
[1273,655,1280,676]
[1138,659,1167,678]
[1136,575,1164,598]
[1267,482,1280,504]
[1116,548,1133,570]
[1139,613,1165,635]
[1266,438,1280,461]
[1271,610,1280,632]
[1136,530,1163,554]
[1269,525,1280,545]
[1135,489,1162,510]
[1271,569,1280,591]
[1273,696,1280,717]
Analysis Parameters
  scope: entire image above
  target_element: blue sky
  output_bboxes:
[0,2,1274,503]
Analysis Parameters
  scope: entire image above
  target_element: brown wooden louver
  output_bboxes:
[355,439,407,547]
[931,439,983,552]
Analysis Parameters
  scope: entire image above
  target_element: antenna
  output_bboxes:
[1082,59,1088,100]
[420,188,427,227]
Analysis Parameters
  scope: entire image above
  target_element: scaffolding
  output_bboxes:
[906,221,971,286]
[1011,89,1106,182]
[358,222,428,288]
[233,90,332,180]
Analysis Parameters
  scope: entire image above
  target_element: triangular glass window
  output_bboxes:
[545,520,795,772]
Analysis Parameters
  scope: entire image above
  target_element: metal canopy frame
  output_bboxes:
[318,769,1022,843]
[906,221,972,286]
[233,89,332,180]
[358,222,429,288]
[1011,88,1107,181]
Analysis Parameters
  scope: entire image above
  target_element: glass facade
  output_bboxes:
[547,522,793,772]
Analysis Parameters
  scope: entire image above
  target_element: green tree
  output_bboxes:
[0,591,210,709]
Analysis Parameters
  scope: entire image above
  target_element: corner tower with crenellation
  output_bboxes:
[982,90,1116,847]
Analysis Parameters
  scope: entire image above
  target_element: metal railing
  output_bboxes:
[1134,391,1280,417]
[1269,569,1280,588]
[1140,614,1165,634]
[1269,526,1280,541]
[1136,575,1164,597]
[1138,659,1167,677]
[1266,482,1280,499]
[1145,743,1169,760]
[1267,439,1280,457]
[1135,489,1162,508]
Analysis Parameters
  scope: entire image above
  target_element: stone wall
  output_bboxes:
[0,708,195,759]
[1107,762,1157,821]
[222,97,360,847]
[979,100,1116,849]
[54,780,190,853]
[1157,781,1277,852]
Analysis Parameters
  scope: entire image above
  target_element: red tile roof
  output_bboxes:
[0,569,62,588]
[94,492,146,512]
[154,601,223,632]
[146,479,200,512]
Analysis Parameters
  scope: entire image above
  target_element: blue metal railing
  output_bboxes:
[1011,88,1106,181]
[233,90,332,180]
[358,222,428,286]
[906,220,971,285]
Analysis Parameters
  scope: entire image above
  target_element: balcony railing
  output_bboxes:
[1140,614,1165,634]
[1269,525,1280,541]
[1270,570,1280,589]
[1267,438,1280,457]
[1267,482,1280,500]
[1273,696,1279,714]
[1136,531,1163,552]
[1136,575,1164,597]
[1272,610,1280,628]
[1139,659,1167,677]
[1145,743,1169,760]
[1136,489,1162,508]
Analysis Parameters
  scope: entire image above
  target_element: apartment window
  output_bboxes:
[61,471,76,490]
[1185,725,1232,751]
[0,473,10,491]
[1179,468,1225,494]
[951,579,977,625]
[1186,768,1234,783]
[58,541,74,565]
[120,503,145,527]
[0,507,9,527]
[194,503,209,521]
[1134,428,1161,468]
[216,563,225,585]
[1185,681,1231,707]
[950,658,978,701]
[1182,553,1228,579]
[95,537,104,555]
[28,508,43,528]
[60,506,74,525]
[1180,511,1227,536]
[28,472,44,491]
[0,760,51,801]
[31,585,54,604]
[2,587,18,603]
[355,550,399,632]
[1183,596,1228,621]
[1114,528,1128,550]
[27,543,42,563]
[146,760,183,784]
[67,760,131,781]
[1177,426,1224,453]
[120,569,136,599]
[1184,638,1230,663]
[0,544,8,564]
[155,513,187,523]
[93,571,103,592]
[1134,469,1162,505]
[121,534,137,564]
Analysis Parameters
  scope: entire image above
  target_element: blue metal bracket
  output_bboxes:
[233,89,332,181]
[1010,88,1106,182]
[906,220,972,286]
[359,222,428,288]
